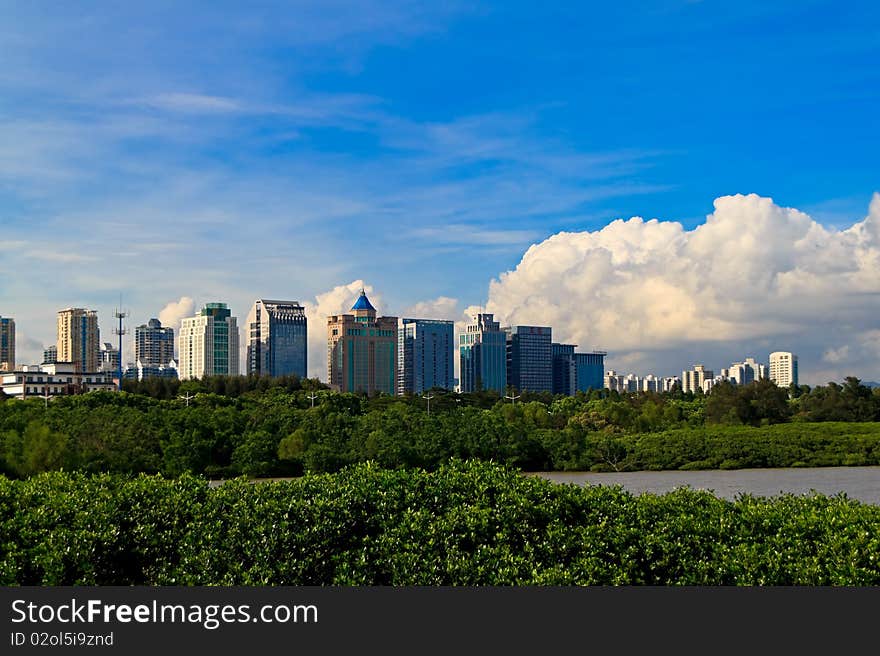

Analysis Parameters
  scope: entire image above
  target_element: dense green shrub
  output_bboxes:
[1,461,878,585]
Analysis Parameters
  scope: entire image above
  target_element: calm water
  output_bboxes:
[529,466,880,504]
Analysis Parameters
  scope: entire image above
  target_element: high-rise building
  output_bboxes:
[135,318,175,369]
[397,318,454,395]
[99,342,120,374]
[552,343,605,395]
[727,357,766,386]
[574,352,605,392]
[57,308,100,372]
[0,316,14,372]
[506,325,552,393]
[459,313,506,394]
[178,303,239,380]
[682,364,713,393]
[769,351,798,388]
[327,290,397,395]
[42,345,57,365]
[552,343,576,395]
[246,300,307,378]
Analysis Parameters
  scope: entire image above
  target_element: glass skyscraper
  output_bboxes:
[397,318,454,395]
[246,299,307,378]
[506,325,552,393]
[459,313,506,394]
[552,342,605,394]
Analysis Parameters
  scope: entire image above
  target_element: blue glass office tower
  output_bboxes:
[246,299,308,378]
[552,343,577,395]
[459,313,506,394]
[574,352,605,392]
[506,325,552,393]
[398,318,455,395]
[552,342,605,394]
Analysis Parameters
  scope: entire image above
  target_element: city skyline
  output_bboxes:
[0,293,850,388]
[2,3,879,385]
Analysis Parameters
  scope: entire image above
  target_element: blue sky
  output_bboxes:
[1,1,879,382]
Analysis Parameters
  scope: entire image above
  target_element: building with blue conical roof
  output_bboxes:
[327,289,397,395]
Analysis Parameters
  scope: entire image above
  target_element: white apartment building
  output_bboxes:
[682,364,713,393]
[769,351,798,388]
[726,357,767,385]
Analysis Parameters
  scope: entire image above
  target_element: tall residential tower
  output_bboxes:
[769,351,798,388]
[57,308,100,372]
[135,318,176,368]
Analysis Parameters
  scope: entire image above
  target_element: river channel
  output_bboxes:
[529,466,880,504]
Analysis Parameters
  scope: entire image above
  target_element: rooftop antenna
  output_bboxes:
[114,295,128,392]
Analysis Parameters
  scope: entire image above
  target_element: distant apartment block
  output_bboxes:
[459,313,506,394]
[769,351,798,388]
[398,318,454,395]
[57,308,100,372]
[99,342,120,374]
[506,325,552,393]
[42,345,57,365]
[327,290,397,395]
[725,357,766,385]
[0,316,14,372]
[135,318,176,369]
[246,299,307,378]
[662,376,681,392]
[682,364,713,393]
[178,303,240,380]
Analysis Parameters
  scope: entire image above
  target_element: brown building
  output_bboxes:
[57,307,100,373]
[327,289,397,395]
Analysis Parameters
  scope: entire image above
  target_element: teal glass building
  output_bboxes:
[459,313,506,394]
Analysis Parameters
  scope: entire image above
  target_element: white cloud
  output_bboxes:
[484,193,880,385]
[402,296,459,320]
[158,296,195,334]
[139,93,243,114]
[822,346,850,364]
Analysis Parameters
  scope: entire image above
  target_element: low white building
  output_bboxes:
[0,362,116,400]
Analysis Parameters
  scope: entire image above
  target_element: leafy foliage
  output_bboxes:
[1,461,878,585]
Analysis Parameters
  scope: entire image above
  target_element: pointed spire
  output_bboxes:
[351,288,376,312]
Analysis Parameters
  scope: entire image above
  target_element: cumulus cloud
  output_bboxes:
[484,193,880,384]
[158,296,195,334]
[822,346,850,364]
[402,296,459,320]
